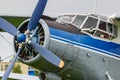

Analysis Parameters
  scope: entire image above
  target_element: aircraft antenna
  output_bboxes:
[91,0,97,14]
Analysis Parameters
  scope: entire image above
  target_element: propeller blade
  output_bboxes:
[2,48,21,80]
[0,18,18,36]
[29,41,64,68]
[27,0,48,31]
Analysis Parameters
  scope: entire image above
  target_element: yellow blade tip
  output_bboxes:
[59,60,64,68]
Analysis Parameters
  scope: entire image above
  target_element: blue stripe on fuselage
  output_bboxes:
[49,28,120,58]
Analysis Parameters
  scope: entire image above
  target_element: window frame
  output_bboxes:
[72,15,87,28]
[94,19,117,40]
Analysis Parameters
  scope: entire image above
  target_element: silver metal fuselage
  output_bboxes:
[1,14,120,80]
[46,14,120,80]
[49,35,120,80]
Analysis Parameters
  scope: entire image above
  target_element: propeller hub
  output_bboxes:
[17,33,26,42]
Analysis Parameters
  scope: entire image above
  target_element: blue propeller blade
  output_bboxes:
[2,48,21,80]
[27,0,48,31]
[0,18,18,36]
[29,41,64,68]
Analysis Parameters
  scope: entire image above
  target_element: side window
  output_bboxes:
[82,17,98,28]
[99,21,106,31]
[94,30,109,39]
[108,23,113,33]
[107,23,117,39]
[94,22,117,40]
[109,24,117,36]
[114,25,117,36]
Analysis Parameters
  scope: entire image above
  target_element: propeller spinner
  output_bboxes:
[0,0,64,80]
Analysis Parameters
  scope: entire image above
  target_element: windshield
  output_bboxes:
[82,17,98,29]
[72,15,86,27]
[56,15,75,24]
[56,15,86,28]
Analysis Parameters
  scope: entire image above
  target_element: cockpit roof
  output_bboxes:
[56,13,113,30]
[89,14,108,21]
[56,13,111,23]
[56,13,117,40]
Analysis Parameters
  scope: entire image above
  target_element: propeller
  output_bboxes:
[0,0,64,79]
[0,18,18,36]
[27,0,48,31]
[29,41,64,68]
[2,48,22,80]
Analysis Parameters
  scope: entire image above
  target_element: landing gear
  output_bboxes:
[39,72,62,80]
[39,72,47,80]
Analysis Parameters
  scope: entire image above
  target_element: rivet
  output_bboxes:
[103,58,106,62]
[87,53,91,57]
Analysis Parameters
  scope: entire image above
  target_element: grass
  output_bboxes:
[0,16,28,31]
[1,16,28,27]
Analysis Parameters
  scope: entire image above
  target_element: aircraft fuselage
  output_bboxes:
[1,14,120,80]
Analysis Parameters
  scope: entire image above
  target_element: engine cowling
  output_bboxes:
[13,19,50,68]
[39,72,62,80]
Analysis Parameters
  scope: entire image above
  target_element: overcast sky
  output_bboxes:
[0,0,119,17]
[0,0,120,61]
[0,32,13,61]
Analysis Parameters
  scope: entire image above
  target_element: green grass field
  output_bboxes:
[2,16,28,27]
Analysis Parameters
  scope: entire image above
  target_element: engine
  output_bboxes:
[13,19,51,70]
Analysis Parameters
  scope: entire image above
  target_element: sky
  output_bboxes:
[0,0,120,17]
[0,32,13,61]
[0,0,120,61]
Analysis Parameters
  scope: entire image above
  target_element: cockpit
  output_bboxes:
[56,14,117,40]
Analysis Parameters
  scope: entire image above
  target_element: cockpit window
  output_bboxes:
[56,15,75,24]
[95,21,117,39]
[56,14,117,40]
[114,25,117,36]
[62,15,74,22]
[82,17,98,28]
[107,23,117,36]
[81,17,117,40]
[72,15,86,27]
[98,21,106,31]
[108,23,113,33]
